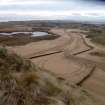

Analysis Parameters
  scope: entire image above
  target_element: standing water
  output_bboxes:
[0,32,50,37]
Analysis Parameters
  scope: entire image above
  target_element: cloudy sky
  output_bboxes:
[0,0,105,22]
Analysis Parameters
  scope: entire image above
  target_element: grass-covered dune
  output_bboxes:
[86,28,105,45]
[0,47,103,105]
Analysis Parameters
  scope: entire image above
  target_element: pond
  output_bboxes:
[0,31,49,37]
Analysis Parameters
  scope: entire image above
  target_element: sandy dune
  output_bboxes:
[8,28,105,103]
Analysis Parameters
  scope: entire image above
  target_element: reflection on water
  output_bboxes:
[0,31,49,37]
[32,32,49,37]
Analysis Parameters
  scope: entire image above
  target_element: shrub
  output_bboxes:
[0,47,7,58]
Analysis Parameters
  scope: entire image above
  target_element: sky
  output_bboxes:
[0,0,105,22]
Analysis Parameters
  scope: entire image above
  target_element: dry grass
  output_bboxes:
[90,51,105,57]
[0,34,59,46]
[86,28,105,45]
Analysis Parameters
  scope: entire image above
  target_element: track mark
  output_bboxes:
[77,65,96,86]
[29,51,64,59]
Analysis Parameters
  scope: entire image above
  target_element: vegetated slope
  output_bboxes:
[0,47,103,105]
[0,34,59,46]
[86,28,105,45]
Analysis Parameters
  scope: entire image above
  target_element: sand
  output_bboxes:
[8,28,105,103]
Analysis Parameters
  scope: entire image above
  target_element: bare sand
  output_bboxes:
[8,28,105,103]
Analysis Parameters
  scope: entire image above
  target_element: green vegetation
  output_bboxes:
[86,28,105,45]
[0,47,103,105]
[0,47,7,57]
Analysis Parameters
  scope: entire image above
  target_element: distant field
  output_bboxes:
[86,28,105,45]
